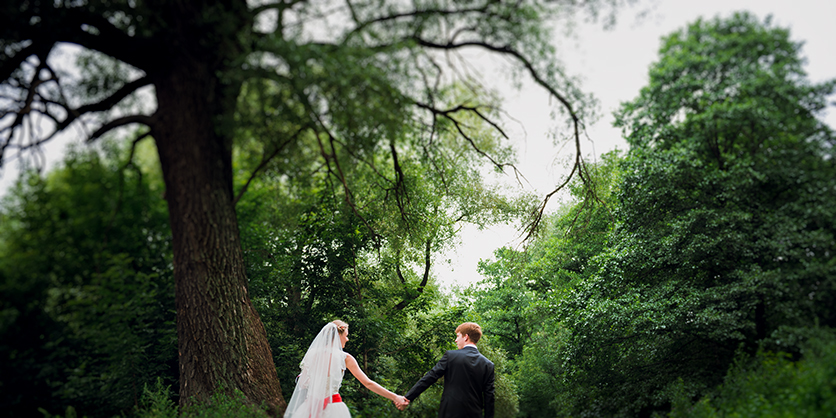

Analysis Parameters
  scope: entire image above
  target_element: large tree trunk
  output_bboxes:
[151,23,286,414]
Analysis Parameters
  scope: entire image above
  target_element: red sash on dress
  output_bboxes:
[323,393,342,409]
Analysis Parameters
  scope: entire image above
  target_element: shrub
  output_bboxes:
[669,329,836,418]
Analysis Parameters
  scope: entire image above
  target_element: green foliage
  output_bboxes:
[130,379,269,418]
[512,325,571,418]
[37,405,82,418]
[0,139,176,417]
[178,391,269,418]
[464,247,538,358]
[136,379,178,418]
[668,328,836,418]
[9,5,836,418]
[461,12,836,418]
[461,150,621,364]
[460,152,620,417]
[550,13,836,416]
[37,376,272,418]
[614,12,835,164]
[479,340,521,418]
[3,0,627,414]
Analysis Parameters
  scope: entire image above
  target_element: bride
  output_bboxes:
[284,320,407,418]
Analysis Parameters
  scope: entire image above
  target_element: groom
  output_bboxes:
[397,322,495,417]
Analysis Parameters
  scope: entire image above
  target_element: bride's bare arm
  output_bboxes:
[345,353,402,402]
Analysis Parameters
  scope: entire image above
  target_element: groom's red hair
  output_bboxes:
[455,322,482,344]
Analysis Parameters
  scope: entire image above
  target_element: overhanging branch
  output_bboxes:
[49,76,153,140]
[309,116,379,242]
[57,8,160,71]
[415,101,520,175]
[2,43,153,168]
[233,126,306,206]
[413,39,583,127]
[250,0,307,18]
[393,238,433,311]
[415,37,593,239]
[0,41,55,83]
[88,114,155,142]
[345,4,493,40]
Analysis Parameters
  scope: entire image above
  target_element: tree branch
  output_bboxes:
[415,101,518,174]
[416,102,509,139]
[310,120,379,241]
[88,114,155,142]
[0,40,55,83]
[233,126,305,206]
[50,76,153,138]
[56,8,161,71]
[250,0,308,18]
[415,38,594,239]
[103,131,152,246]
[389,141,411,226]
[1,56,51,164]
[413,39,583,129]
[522,153,580,243]
[2,55,151,168]
[328,136,394,186]
[345,4,493,41]
[393,238,432,311]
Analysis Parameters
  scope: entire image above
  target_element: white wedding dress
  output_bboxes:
[285,323,352,418]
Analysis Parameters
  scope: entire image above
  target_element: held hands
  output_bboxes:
[393,395,410,410]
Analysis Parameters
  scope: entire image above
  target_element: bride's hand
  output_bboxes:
[394,395,409,410]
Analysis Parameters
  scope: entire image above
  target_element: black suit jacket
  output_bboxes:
[405,345,495,418]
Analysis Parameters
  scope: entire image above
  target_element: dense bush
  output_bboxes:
[669,328,836,418]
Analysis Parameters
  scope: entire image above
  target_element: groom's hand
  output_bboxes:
[394,395,410,410]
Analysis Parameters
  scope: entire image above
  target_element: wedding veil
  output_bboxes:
[284,322,345,418]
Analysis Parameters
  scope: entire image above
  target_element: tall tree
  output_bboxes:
[469,13,835,418]
[0,0,616,411]
[551,12,836,416]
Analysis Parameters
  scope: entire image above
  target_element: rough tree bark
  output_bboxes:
[148,2,286,412]
[153,67,284,413]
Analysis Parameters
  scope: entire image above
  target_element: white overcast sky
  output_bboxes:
[1,0,834,290]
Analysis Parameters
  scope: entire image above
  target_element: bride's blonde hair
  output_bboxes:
[332,319,348,334]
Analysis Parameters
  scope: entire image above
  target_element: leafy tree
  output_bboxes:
[550,12,836,416]
[466,150,620,358]
[1,1,617,409]
[0,140,176,417]
[467,247,538,358]
[462,152,621,417]
[232,93,531,415]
